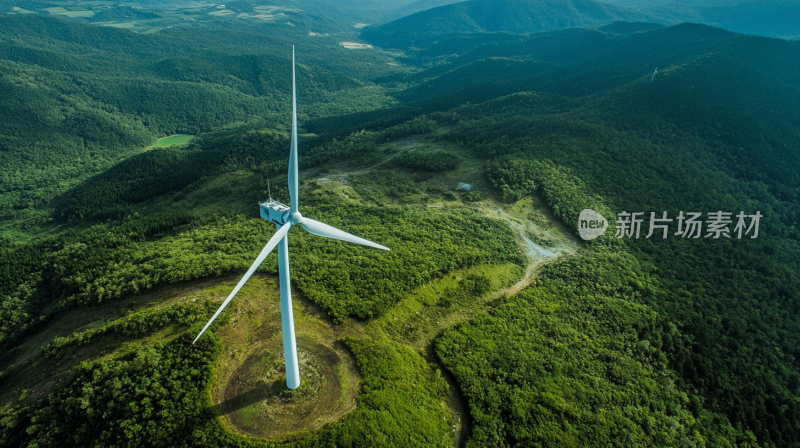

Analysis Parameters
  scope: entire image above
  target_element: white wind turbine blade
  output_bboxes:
[288,46,300,214]
[192,223,292,344]
[302,218,390,251]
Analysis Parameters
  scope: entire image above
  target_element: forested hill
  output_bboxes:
[395,23,800,189]
[0,13,397,231]
[400,24,800,446]
[359,0,658,48]
[313,23,800,160]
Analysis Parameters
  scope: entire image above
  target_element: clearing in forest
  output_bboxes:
[339,42,373,49]
[44,7,95,18]
[155,134,194,147]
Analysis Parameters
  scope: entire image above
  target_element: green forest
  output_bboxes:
[1,5,799,448]
[0,12,397,230]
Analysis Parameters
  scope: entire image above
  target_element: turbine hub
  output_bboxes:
[290,212,303,225]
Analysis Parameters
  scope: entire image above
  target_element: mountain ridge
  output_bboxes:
[361,0,660,48]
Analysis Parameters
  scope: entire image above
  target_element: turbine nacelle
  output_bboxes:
[259,199,305,227]
[260,199,291,225]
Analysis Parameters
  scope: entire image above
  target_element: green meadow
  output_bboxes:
[155,134,194,147]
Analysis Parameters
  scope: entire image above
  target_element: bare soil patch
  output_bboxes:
[218,339,356,439]
[209,276,360,441]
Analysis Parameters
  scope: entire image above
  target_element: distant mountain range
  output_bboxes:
[372,0,800,45]
[381,0,466,21]
[602,0,800,40]
[361,0,659,48]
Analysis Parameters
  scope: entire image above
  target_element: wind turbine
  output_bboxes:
[193,46,390,389]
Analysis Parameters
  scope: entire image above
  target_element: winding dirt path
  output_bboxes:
[485,207,577,296]
[306,137,580,447]
[312,137,419,184]
[212,200,577,447]
[314,152,404,183]
[423,205,577,447]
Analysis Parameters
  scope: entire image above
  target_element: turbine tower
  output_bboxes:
[193,46,390,389]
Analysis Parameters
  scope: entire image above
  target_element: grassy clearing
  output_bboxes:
[155,134,194,147]
[340,42,373,49]
[103,21,137,29]
[373,264,523,348]
[59,10,95,17]
[11,7,36,14]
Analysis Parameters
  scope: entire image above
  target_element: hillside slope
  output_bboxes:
[397,24,800,188]
[0,13,395,229]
